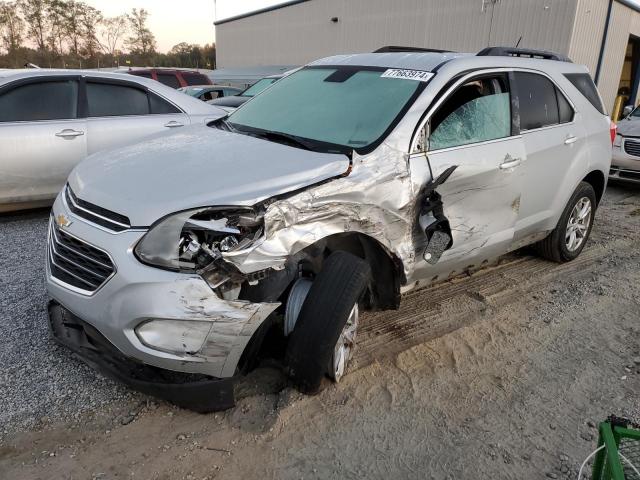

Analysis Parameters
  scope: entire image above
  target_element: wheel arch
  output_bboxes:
[315,232,404,311]
[582,169,606,205]
[236,232,404,374]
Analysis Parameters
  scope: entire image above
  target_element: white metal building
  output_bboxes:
[215,0,640,117]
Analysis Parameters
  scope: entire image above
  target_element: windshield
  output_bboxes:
[631,106,640,118]
[228,67,425,152]
[241,77,278,97]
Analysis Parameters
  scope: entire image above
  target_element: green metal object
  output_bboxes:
[591,417,640,480]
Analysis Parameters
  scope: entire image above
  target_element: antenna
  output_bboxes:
[515,36,523,48]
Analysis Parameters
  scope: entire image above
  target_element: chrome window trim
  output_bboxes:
[520,121,576,135]
[410,67,578,154]
[426,134,524,155]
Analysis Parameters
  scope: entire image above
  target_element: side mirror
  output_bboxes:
[623,105,634,118]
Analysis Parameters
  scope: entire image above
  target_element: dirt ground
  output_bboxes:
[1,183,639,480]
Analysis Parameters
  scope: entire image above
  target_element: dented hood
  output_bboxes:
[617,116,640,137]
[68,125,350,226]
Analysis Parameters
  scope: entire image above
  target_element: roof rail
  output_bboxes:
[374,46,454,54]
[477,46,572,63]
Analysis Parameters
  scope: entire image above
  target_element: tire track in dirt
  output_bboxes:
[354,192,640,371]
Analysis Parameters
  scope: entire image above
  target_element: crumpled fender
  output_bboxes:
[222,143,422,282]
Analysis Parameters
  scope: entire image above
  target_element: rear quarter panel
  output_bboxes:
[542,73,611,232]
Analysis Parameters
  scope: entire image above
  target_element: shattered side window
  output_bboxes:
[429,92,511,151]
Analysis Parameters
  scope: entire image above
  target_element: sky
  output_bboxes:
[84,0,283,53]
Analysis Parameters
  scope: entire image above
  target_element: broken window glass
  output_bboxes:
[429,92,511,151]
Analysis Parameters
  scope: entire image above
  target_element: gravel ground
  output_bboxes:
[0,184,638,480]
[0,210,141,439]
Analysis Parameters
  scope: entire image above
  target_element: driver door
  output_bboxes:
[411,71,526,282]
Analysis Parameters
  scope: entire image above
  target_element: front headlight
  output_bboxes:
[134,207,264,276]
[614,134,623,147]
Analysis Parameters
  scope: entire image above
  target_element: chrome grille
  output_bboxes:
[64,184,131,232]
[48,219,115,294]
[623,139,640,157]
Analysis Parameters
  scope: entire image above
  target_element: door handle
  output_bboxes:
[499,155,521,170]
[564,135,577,145]
[55,129,84,139]
[164,121,184,128]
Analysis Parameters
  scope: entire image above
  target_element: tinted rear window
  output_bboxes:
[0,80,78,122]
[182,73,210,86]
[564,73,606,115]
[87,82,149,117]
[156,72,180,89]
[149,92,181,114]
[558,89,574,123]
[514,72,559,130]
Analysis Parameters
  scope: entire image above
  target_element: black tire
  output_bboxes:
[535,181,597,263]
[285,251,371,394]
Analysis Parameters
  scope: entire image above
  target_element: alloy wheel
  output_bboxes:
[565,196,592,252]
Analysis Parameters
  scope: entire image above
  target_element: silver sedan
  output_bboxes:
[0,69,226,212]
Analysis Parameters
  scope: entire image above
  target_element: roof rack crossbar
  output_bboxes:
[477,47,572,63]
[374,46,454,54]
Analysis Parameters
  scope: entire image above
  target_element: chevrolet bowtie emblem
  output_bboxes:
[55,214,72,228]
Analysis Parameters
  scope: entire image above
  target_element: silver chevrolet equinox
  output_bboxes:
[46,47,614,411]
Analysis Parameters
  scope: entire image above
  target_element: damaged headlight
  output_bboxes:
[134,207,264,281]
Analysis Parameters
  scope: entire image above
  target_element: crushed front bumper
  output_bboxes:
[48,301,235,412]
[46,193,281,410]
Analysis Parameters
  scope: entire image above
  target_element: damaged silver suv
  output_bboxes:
[47,47,613,411]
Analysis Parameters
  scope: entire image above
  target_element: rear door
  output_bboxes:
[411,71,526,280]
[511,71,585,244]
[0,77,86,206]
[84,79,189,156]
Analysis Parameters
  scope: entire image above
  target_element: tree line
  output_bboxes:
[0,0,216,69]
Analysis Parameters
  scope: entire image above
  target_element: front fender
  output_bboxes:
[222,144,419,282]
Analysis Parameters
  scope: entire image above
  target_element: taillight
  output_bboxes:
[610,121,617,144]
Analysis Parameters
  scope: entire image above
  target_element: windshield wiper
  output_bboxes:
[249,130,316,151]
[227,123,351,156]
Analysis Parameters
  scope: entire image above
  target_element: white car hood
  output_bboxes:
[68,125,350,226]
[617,117,640,137]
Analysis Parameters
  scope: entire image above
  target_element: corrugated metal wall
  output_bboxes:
[570,0,640,112]
[216,0,640,113]
[568,0,609,75]
[216,0,578,68]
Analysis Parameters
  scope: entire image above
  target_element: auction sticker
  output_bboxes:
[381,69,434,82]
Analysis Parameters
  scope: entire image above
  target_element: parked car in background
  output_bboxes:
[127,68,212,89]
[612,105,640,183]
[0,69,225,212]
[47,47,612,412]
[178,85,243,102]
[207,73,284,110]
